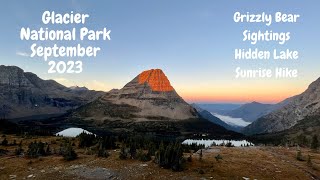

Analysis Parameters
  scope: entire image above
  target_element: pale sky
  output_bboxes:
[0,0,319,103]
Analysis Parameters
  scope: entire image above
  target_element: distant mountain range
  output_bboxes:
[222,102,274,122]
[222,101,292,123]
[191,104,241,132]
[197,99,293,126]
[196,104,242,114]
[243,77,320,135]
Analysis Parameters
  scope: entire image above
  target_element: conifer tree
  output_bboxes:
[119,143,127,160]
[311,135,319,151]
[1,138,8,146]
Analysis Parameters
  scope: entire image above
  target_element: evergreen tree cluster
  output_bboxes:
[78,133,97,148]
[62,143,78,161]
[57,138,78,161]
[117,136,188,171]
[117,137,155,161]
[311,135,319,151]
[26,141,47,158]
[1,138,8,146]
[77,132,118,158]
[15,141,24,156]
[181,142,204,153]
[115,134,206,171]
[154,142,185,171]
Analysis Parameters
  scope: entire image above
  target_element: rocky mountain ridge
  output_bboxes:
[243,77,320,135]
[0,65,104,119]
[71,69,198,121]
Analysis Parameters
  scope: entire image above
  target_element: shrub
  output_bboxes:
[15,143,24,156]
[26,141,46,158]
[215,154,223,162]
[172,157,186,172]
[45,144,51,155]
[311,135,319,151]
[97,142,109,158]
[296,150,304,161]
[307,155,312,167]
[0,149,8,156]
[147,142,156,156]
[97,149,109,158]
[129,141,137,159]
[198,168,205,174]
[1,138,8,146]
[62,144,77,161]
[119,144,127,160]
[199,149,203,161]
[187,154,192,162]
[182,143,204,153]
[225,142,234,147]
[137,149,151,162]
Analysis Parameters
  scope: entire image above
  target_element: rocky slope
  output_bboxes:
[0,65,104,119]
[249,114,320,146]
[243,77,320,135]
[72,69,198,121]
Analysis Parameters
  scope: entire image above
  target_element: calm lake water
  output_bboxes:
[56,128,254,148]
[182,139,254,148]
[56,127,93,137]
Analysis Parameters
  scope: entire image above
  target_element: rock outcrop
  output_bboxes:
[138,69,174,92]
[73,69,197,121]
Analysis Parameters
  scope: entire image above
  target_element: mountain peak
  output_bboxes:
[75,68,198,121]
[138,69,174,92]
[249,101,270,106]
[69,86,89,91]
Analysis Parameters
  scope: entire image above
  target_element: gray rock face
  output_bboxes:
[69,86,89,91]
[72,69,198,121]
[243,77,320,135]
[0,65,104,119]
